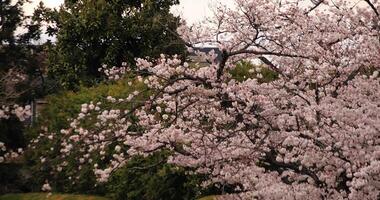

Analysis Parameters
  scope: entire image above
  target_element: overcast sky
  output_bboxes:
[24,0,235,25]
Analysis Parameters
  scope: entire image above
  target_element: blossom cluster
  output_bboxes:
[0,141,23,163]
[98,62,128,80]
[0,104,32,121]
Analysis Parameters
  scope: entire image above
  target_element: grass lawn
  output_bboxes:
[0,193,109,200]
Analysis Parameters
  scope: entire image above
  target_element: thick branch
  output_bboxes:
[305,0,324,15]
[364,0,380,17]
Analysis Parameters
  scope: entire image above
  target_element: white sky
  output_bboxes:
[23,0,235,25]
[172,0,235,24]
[23,0,370,22]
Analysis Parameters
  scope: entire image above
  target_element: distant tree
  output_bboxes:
[41,0,185,89]
[0,0,48,104]
[0,0,25,70]
[0,0,47,163]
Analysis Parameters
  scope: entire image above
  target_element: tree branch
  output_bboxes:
[364,0,379,17]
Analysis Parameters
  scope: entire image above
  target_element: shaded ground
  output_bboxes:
[0,193,109,200]
[0,193,218,200]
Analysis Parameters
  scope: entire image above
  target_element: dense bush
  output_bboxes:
[107,151,203,200]
[27,76,144,139]
[25,76,144,194]
[0,163,29,194]
[229,60,278,83]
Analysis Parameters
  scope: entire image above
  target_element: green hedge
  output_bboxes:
[107,151,203,200]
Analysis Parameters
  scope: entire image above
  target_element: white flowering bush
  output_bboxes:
[0,104,31,163]
[0,66,33,163]
[21,77,148,193]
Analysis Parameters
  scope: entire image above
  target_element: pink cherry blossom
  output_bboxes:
[31,0,380,199]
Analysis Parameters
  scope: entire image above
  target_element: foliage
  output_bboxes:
[0,0,47,74]
[38,0,186,90]
[0,0,24,46]
[0,0,49,165]
[0,0,46,102]
[27,75,144,138]
[229,60,278,83]
[0,164,28,194]
[25,76,145,194]
[107,151,203,200]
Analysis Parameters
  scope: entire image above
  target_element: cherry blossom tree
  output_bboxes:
[33,0,379,199]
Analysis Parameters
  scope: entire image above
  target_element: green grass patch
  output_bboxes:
[198,196,215,200]
[0,193,109,200]
[230,60,278,83]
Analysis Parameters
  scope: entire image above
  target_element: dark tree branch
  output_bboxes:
[364,0,380,17]
[305,0,324,15]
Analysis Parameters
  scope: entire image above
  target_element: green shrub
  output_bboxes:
[24,76,147,194]
[107,151,203,200]
[0,163,29,195]
[229,60,278,83]
[27,75,146,139]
